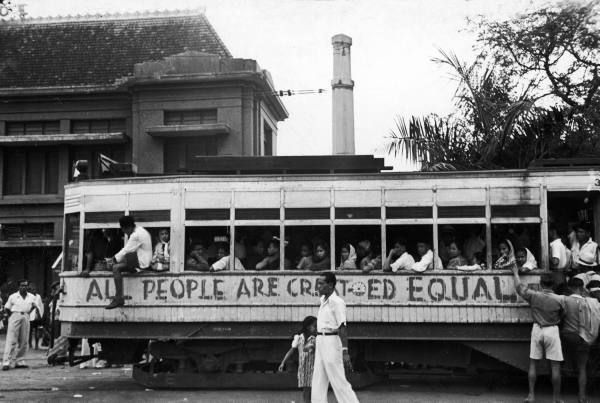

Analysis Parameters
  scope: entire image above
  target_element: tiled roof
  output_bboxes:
[0,10,232,89]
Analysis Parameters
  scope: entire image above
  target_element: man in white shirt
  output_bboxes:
[2,280,41,370]
[105,215,152,310]
[411,241,443,272]
[383,238,415,272]
[312,272,359,403]
[548,226,568,286]
[571,222,599,273]
[210,244,245,272]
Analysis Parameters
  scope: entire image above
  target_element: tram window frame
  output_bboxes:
[63,212,81,272]
[284,225,331,271]
[235,226,282,271]
[335,224,382,271]
[491,223,541,271]
[184,226,232,272]
[434,224,487,271]
[385,224,438,272]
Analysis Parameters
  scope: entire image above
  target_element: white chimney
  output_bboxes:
[331,34,355,155]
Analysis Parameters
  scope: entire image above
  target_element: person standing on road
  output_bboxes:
[2,280,41,370]
[311,271,359,403]
[512,267,564,403]
[561,277,600,403]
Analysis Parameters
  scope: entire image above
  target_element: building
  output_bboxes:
[0,10,288,296]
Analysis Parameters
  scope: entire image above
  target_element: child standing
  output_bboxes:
[278,316,317,403]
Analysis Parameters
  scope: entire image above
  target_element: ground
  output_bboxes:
[0,335,597,402]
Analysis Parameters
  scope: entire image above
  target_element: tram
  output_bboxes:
[57,158,600,387]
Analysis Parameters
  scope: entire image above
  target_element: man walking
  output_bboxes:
[561,277,600,403]
[105,215,152,309]
[2,280,42,370]
[512,266,564,403]
[311,271,359,403]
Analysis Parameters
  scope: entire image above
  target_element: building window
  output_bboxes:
[71,119,126,134]
[164,109,218,125]
[164,138,217,173]
[263,122,273,156]
[6,121,60,136]
[0,223,54,241]
[3,148,59,195]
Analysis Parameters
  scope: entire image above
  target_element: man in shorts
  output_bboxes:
[512,266,564,403]
[105,215,152,310]
[562,277,600,403]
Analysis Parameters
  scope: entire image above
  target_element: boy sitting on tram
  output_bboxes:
[383,238,415,272]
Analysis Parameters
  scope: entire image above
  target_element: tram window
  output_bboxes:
[63,213,81,271]
[147,227,170,272]
[236,226,284,270]
[285,226,330,271]
[492,224,540,271]
[548,191,593,248]
[335,225,381,272]
[385,225,439,271]
[82,228,124,273]
[435,225,486,270]
[185,227,230,271]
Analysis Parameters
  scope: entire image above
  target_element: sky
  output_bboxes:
[20,0,548,170]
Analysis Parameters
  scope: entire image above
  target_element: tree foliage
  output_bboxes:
[387,1,600,171]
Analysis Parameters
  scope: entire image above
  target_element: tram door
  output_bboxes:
[547,191,599,246]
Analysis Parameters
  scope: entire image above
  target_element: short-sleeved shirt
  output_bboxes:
[317,291,347,333]
[572,239,599,268]
[211,256,245,271]
[390,252,415,272]
[550,239,568,270]
[520,287,564,327]
[562,294,583,335]
[114,226,153,269]
[4,291,39,314]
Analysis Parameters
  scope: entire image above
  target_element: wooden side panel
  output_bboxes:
[490,186,540,205]
[437,188,485,206]
[335,190,380,207]
[285,190,330,207]
[128,193,173,210]
[84,194,127,212]
[385,189,432,207]
[185,191,231,209]
[234,191,280,208]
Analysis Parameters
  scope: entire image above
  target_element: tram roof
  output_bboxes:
[66,155,600,188]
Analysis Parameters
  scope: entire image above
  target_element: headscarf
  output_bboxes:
[519,248,538,272]
[339,244,357,270]
[494,239,515,269]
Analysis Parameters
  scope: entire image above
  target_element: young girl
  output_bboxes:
[446,241,468,270]
[337,243,357,270]
[494,239,516,270]
[309,242,331,271]
[296,243,314,270]
[278,316,317,403]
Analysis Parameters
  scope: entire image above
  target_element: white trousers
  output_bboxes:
[3,312,30,364]
[311,335,359,403]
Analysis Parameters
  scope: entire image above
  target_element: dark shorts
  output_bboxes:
[561,332,590,369]
[121,252,140,272]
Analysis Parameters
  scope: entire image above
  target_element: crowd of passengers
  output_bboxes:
[81,217,600,275]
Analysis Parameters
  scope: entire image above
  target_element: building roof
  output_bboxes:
[0,10,232,89]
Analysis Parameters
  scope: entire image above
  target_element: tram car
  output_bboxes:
[57,156,600,388]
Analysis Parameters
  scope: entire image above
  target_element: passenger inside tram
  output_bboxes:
[493,239,516,270]
[515,246,538,272]
[256,239,283,270]
[309,242,330,271]
[185,242,210,271]
[445,241,468,270]
[337,243,357,270]
[383,238,415,272]
[357,240,382,273]
[82,228,123,276]
[412,241,442,272]
[296,243,314,270]
[455,251,486,272]
[151,228,170,272]
[438,225,456,266]
[245,239,266,271]
[463,226,485,261]
[210,243,245,271]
